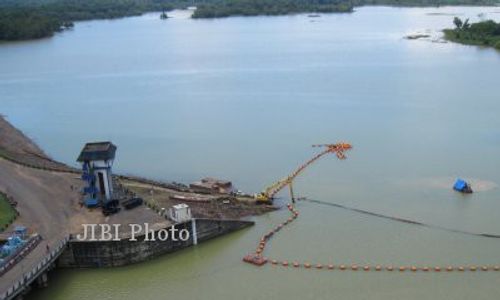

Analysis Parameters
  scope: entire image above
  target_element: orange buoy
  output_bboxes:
[386,266,394,271]
[282,261,289,267]
[411,266,417,272]
[434,267,441,272]
[304,263,311,269]
[399,266,406,272]
[293,261,300,268]
[351,265,359,271]
[470,266,477,271]
[375,265,382,271]
[422,266,429,272]
[481,266,488,271]
[363,266,370,271]
[458,266,465,272]
[243,254,268,266]
[328,264,334,270]
[316,264,323,269]
[446,266,453,272]
[340,265,346,270]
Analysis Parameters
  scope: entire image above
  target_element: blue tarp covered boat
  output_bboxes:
[453,179,473,193]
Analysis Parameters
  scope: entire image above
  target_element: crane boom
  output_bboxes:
[255,142,352,203]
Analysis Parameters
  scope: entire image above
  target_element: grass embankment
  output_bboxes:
[0,193,16,232]
[444,18,500,50]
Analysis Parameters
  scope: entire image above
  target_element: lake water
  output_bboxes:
[1,6,500,300]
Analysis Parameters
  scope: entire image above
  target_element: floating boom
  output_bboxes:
[255,142,352,203]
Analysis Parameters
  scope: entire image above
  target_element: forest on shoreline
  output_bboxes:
[1,0,499,41]
[444,18,500,49]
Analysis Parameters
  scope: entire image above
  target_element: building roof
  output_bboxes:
[77,142,117,162]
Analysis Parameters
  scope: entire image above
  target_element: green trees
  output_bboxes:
[0,0,177,40]
[1,0,500,40]
[160,9,169,19]
[0,10,66,40]
[354,0,499,5]
[444,18,500,50]
[453,16,463,29]
[192,0,354,18]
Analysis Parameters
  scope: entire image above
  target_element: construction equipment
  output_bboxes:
[255,142,352,204]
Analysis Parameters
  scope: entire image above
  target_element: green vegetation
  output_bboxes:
[0,193,16,232]
[1,0,499,41]
[0,10,71,41]
[444,18,500,50]
[353,0,499,6]
[192,0,500,18]
[192,0,353,18]
[160,9,169,19]
[0,0,181,41]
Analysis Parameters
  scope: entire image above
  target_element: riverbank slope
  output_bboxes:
[0,115,273,296]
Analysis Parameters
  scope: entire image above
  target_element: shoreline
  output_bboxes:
[1,3,500,42]
[0,115,275,299]
[443,28,500,50]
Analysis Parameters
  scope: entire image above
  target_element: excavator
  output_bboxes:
[255,142,352,204]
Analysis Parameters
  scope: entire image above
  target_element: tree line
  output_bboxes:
[192,0,354,19]
[0,0,183,40]
[444,17,500,49]
[191,0,500,18]
[1,0,499,41]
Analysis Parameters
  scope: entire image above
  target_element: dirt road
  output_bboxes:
[0,158,82,292]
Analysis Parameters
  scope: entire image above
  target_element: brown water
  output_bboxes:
[1,6,500,300]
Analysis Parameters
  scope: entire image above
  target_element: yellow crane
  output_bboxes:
[255,142,352,204]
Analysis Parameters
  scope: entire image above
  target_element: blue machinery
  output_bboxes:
[81,162,99,207]
[0,227,27,262]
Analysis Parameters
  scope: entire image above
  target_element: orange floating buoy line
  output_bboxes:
[243,203,500,274]
[243,203,299,266]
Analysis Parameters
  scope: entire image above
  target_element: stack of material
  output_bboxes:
[190,177,233,194]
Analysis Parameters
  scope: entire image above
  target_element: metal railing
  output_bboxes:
[0,235,41,276]
[0,236,69,300]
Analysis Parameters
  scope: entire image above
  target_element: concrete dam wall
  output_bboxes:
[58,218,254,268]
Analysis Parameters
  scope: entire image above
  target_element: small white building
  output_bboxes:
[77,141,117,202]
[168,204,192,223]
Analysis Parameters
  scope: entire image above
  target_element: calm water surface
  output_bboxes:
[1,6,500,300]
